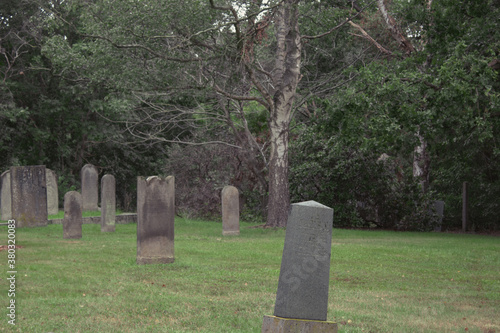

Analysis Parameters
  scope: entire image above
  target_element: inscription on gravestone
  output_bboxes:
[136,176,175,264]
[81,164,98,211]
[11,166,48,228]
[63,191,83,239]
[222,185,240,236]
[0,170,12,220]
[101,174,116,232]
[274,201,334,321]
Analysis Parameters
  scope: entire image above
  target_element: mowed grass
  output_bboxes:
[1,220,499,333]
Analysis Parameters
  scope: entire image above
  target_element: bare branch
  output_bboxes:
[213,83,270,109]
[377,0,415,55]
[302,1,375,40]
[348,21,394,56]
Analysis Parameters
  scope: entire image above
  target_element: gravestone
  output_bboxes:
[46,169,59,215]
[63,191,83,239]
[431,200,445,232]
[136,176,175,264]
[101,174,116,232]
[262,201,337,333]
[10,166,48,228]
[0,170,12,220]
[81,164,98,211]
[222,185,240,236]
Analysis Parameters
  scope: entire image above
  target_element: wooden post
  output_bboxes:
[462,182,468,232]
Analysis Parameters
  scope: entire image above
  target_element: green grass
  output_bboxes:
[1,220,499,332]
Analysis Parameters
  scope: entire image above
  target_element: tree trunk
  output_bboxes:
[265,0,301,227]
[413,131,430,192]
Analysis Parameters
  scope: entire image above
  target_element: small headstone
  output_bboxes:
[0,170,12,220]
[136,176,175,264]
[46,169,59,215]
[101,174,116,232]
[222,185,240,236]
[10,166,48,227]
[81,164,98,211]
[274,201,334,321]
[63,191,83,239]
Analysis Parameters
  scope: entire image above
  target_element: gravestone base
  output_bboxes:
[136,256,174,265]
[222,230,240,236]
[262,316,338,333]
[101,225,115,232]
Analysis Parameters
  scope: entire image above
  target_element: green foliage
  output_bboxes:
[290,119,436,231]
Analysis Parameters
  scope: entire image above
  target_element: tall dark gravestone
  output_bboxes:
[262,200,338,333]
[431,200,445,232]
[101,174,116,232]
[63,191,83,239]
[136,176,175,264]
[10,166,48,228]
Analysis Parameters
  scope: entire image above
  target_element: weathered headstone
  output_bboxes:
[46,169,59,215]
[10,166,48,228]
[0,170,12,220]
[222,185,240,236]
[136,176,175,264]
[63,191,83,239]
[262,201,337,333]
[101,174,116,232]
[431,200,445,232]
[81,164,98,211]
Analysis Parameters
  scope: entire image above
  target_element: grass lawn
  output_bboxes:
[1,219,499,332]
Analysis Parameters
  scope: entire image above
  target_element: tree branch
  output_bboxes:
[348,21,394,56]
[302,1,375,40]
[377,0,415,55]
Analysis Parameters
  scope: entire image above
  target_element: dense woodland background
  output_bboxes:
[1,0,498,231]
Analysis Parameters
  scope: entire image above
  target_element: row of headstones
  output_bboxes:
[0,164,116,231]
[0,164,109,224]
[63,174,240,241]
[2,166,334,331]
[0,167,58,221]
[79,163,242,238]
[63,173,117,238]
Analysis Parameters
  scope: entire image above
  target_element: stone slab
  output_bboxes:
[81,164,98,211]
[431,200,445,232]
[63,191,83,239]
[274,201,333,321]
[262,315,338,333]
[1,170,12,220]
[222,185,240,236]
[10,166,48,227]
[46,169,59,215]
[101,174,116,232]
[136,176,175,264]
